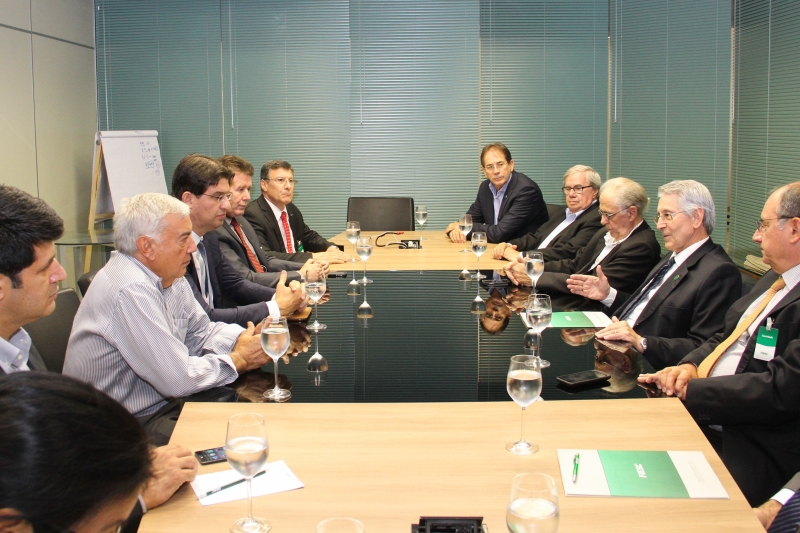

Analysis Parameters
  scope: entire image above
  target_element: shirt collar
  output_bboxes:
[191,231,203,246]
[566,199,597,220]
[778,262,800,291]
[604,219,644,246]
[264,195,287,220]
[488,174,513,197]
[116,251,165,290]
[669,237,709,268]
[0,328,32,374]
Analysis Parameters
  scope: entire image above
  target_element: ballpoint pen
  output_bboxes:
[198,469,267,499]
[572,453,580,482]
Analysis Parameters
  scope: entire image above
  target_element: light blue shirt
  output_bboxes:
[0,328,32,374]
[489,177,512,225]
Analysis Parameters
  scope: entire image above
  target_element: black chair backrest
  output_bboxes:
[24,288,81,373]
[546,203,566,219]
[347,197,415,231]
[77,270,97,297]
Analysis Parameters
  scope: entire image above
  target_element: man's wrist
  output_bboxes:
[638,336,647,352]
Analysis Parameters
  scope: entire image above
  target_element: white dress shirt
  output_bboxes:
[0,328,32,374]
[191,232,213,305]
[265,196,296,252]
[537,203,595,250]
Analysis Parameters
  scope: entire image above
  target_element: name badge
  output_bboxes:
[754,326,778,361]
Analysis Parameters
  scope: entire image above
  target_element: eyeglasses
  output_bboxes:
[598,208,628,220]
[562,185,593,194]
[653,211,689,224]
[200,192,232,203]
[483,161,507,172]
[756,217,791,232]
[267,177,297,186]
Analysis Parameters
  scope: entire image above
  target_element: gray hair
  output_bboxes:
[564,165,602,190]
[114,193,190,254]
[600,177,649,217]
[658,180,716,235]
[776,182,800,221]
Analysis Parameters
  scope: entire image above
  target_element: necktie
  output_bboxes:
[230,219,265,273]
[280,211,294,253]
[697,276,786,378]
[618,256,676,322]
[769,492,800,533]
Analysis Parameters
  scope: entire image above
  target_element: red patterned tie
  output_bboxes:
[281,211,294,253]
[230,219,265,273]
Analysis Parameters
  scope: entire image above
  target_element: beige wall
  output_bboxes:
[0,0,96,231]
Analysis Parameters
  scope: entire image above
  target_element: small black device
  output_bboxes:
[335,244,345,252]
[556,370,611,387]
[328,271,349,279]
[479,277,509,289]
[637,381,667,398]
[195,446,227,465]
[412,517,485,533]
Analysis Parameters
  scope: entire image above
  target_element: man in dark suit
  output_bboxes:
[216,155,327,286]
[492,164,603,262]
[445,143,549,244]
[173,154,305,327]
[506,177,661,296]
[756,472,800,531]
[243,160,348,264]
[640,182,800,506]
[567,180,741,369]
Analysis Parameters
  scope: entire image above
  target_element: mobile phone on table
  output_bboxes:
[556,370,611,387]
[195,446,227,465]
[328,271,349,279]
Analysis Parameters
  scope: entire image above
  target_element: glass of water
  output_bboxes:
[356,236,373,285]
[346,221,360,263]
[316,517,366,533]
[415,205,428,239]
[506,354,542,455]
[458,214,473,253]
[305,270,327,332]
[526,294,552,368]
[261,317,292,402]
[506,473,559,533]
[471,231,487,280]
[524,251,544,293]
[226,413,271,533]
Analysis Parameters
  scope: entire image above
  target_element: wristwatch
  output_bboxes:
[639,337,647,352]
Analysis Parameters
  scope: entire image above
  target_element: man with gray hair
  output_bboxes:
[567,180,741,369]
[64,193,270,442]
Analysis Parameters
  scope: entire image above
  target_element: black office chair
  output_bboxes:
[24,288,81,373]
[347,197,415,231]
[546,203,566,219]
[77,270,98,297]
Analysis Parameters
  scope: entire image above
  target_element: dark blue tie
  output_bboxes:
[618,256,676,323]
[196,240,213,307]
[769,493,800,533]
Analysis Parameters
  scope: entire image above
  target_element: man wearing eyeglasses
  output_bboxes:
[491,164,603,262]
[566,180,741,370]
[244,160,348,264]
[445,143,548,244]
[637,182,800,507]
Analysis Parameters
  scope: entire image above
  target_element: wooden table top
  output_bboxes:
[140,400,763,533]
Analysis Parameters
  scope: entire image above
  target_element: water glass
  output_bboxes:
[458,214,473,253]
[524,251,544,292]
[261,317,291,402]
[346,221,360,263]
[506,473,559,533]
[316,518,365,533]
[471,231,487,280]
[506,355,542,455]
[226,413,270,533]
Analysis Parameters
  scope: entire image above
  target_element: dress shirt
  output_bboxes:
[538,204,593,250]
[589,220,644,271]
[63,252,243,417]
[710,262,800,377]
[191,232,214,305]
[772,473,800,505]
[0,328,32,374]
[265,196,296,252]
[488,179,511,225]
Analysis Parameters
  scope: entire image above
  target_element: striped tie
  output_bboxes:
[769,492,800,533]
[230,219,265,273]
[281,211,294,253]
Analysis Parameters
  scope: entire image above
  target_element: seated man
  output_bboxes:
[492,164,602,262]
[445,143,548,244]
[639,183,800,506]
[172,154,304,327]
[216,155,327,286]
[755,473,800,531]
[244,159,349,263]
[506,177,661,296]
[567,180,741,369]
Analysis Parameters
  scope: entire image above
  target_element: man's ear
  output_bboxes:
[0,274,9,305]
[180,191,195,206]
[0,508,32,533]
[788,217,800,244]
[136,235,157,261]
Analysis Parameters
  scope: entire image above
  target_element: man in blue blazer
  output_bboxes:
[445,143,548,244]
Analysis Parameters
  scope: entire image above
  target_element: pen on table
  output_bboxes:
[572,453,580,483]
[198,469,267,499]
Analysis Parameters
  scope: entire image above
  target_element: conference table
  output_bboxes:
[140,231,765,533]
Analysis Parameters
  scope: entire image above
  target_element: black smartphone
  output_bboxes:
[556,370,611,387]
[194,446,227,465]
[328,271,349,279]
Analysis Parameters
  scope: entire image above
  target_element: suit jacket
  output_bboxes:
[0,338,47,374]
[536,221,661,296]
[682,269,800,506]
[608,239,741,370]
[184,231,275,327]
[467,171,549,244]
[243,196,335,262]
[216,216,304,286]
[508,203,603,262]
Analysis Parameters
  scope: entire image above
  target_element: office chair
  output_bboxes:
[546,203,566,219]
[77,270,97,297]
[25,287,81,373]
[347,197,415,231]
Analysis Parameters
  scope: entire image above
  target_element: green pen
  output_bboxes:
[572,453,580,482]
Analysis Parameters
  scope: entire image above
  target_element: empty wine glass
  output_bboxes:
[415,205,428,239]
[524,251,544,293]
[305,270,327,332]
[261,317,291,402]
[471,231,487,280]
[526,294,552,368]
[307,333,328,386]
[506,473,559,533]
[346,221,360,263]
[356,236,373,285]
[506,355,542,454]
[458,214,473,253]
[225,413,270,533]
[317,518,365,533]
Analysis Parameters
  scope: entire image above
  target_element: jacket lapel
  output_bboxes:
[497,173,517,220]
[258,196,287,253]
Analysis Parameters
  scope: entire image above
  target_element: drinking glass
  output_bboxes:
[471,231,487,280]
[506,355,542,454]
[458,214,473,253]
[526,294,552,368]
[524,251,544,293]
[316,518,366,533]
[346,221,361,263]
[356,236,373,285]
[506,473,559,533]
[225,413,270,533]
[261,317,292,402]
[415,205,428,239]
[305,270,327,332]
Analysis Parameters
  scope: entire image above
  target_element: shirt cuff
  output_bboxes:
[601,288,617,307]
[773,488,797,505]
[266,300,281,319]
[138,494,148,514]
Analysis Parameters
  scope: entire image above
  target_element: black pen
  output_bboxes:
[198,469,267,499]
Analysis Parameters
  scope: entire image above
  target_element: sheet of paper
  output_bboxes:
[558,449,611,497]
[667,451,729,499]
[191,460,304,506]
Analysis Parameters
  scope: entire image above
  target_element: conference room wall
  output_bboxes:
[0,0,97,232]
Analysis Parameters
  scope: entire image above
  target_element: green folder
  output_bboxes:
[598,450,689,498]
[550,311,611,328]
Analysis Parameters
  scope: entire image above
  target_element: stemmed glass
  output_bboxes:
[471,231,487,280]
[506,355,542,455]
[317,518,366,533]
[261,317,292,402]
[458,214,473,253]
[525,294,552,368]
[305,270,327,332]
[346,221,360,263]
[356,236,373,285]
[225,413,271,533]
[506,473,559,533]
[415,205,428,239]
[524,251,544,293]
